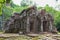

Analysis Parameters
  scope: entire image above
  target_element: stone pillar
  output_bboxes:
[21,20,22,29]
[49,21,52,32]
[33,18,37,33]
[26,16,30,33]
[41,17,43,32]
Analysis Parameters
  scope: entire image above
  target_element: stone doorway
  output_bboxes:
[43,21,49,32]
[30,22,34,33]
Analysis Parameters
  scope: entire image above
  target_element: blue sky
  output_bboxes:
[12,0,60,10]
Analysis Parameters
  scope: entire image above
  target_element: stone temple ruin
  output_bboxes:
[3,6,57,34]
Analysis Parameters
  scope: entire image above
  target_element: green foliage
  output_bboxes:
[0,0,11,16]
[54,11,60,31]
[10,1,20,8]
[38,4,60,31]
[40,5,60,31]
[0,3,2,15]
[0,0,6,15]
[10,1,28,13]
[6,0,11,3]
[2,0,28,20]
[38,7,42,9]
[13,6,28,13]
[2,6,13,20]
[0,0,60,32]
[0,0,6,3]
[20,0,33,6]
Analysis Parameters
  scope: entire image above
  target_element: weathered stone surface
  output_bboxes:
[3,6,57,34]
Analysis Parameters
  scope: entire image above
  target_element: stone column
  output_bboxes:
[41,17,43,32]
[26,16,30,33]
[21,20,23,29]
[49,21,52,32]
[33,18,37,33]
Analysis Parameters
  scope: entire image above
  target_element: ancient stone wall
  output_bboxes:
[3,6,57,34]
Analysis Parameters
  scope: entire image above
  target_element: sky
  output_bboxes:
[12,0,60,10]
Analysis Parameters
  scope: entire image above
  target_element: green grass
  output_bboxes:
[57,32,60,34]
[0,32,60,40]
[0,38,5,40]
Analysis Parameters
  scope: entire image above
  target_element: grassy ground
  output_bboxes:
[0,33,60,40]
[0,32,60,40]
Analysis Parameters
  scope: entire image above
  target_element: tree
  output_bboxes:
[0,0,6,15]
[20,0,33,6]
[10,1,20,8]
[0,0,6,30]
[44,5,60,31]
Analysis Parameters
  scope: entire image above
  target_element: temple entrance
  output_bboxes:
[43,21,49,32]
[30,22,34,33]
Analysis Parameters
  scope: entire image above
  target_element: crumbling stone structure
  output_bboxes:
[3,6,57,34]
